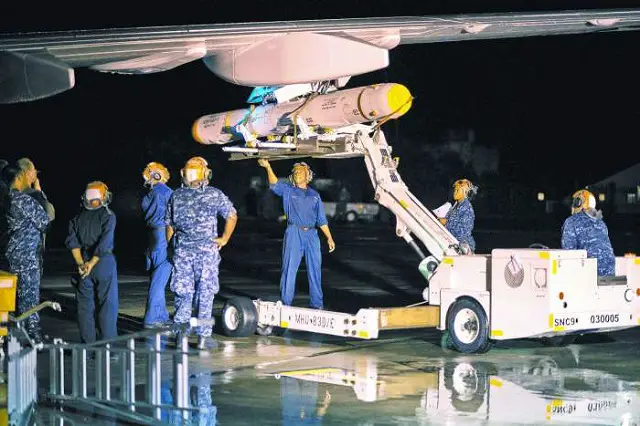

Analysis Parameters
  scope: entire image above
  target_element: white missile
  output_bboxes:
[192,83,412,145]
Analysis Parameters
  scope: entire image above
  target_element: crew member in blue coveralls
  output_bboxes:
[439,178,477,254]
[141,162,173,328]
[3,163,51,343]
[65,181,119,343]
[165,157,238,350]
[258,159,336,309]
[561,189,615,277]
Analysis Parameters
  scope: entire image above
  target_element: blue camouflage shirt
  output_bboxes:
[141,183,173,228]
[5,189,50,270]
[270,181,328,228]
[561,210,615,276]
[445,198,476,251]
[165,186,236,249]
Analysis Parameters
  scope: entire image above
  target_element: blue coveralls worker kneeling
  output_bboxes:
[439,178,477,254]
[165,157,238,350]
[561,189,615,277]
[258,159,336,309]
[65,181,118,343]
[141,162,173,328]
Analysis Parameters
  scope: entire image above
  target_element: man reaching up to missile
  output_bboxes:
[258,159,335,310]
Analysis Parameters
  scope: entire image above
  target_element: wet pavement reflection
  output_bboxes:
[33,326,640,425]
[187,328,640,425]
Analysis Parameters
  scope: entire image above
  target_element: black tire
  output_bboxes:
[540,335,577,347]
[221,297,258,337]
[447,298,491,354]
[440,330,454,350]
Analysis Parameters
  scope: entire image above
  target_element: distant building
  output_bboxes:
[588,163,640,214]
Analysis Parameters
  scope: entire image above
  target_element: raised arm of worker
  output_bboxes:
[258,159,278,185]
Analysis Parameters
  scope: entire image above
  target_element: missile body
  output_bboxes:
[192,83,412,145]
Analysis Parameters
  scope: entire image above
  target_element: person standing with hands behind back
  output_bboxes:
[65,181,119,345]
[258,159,335,310]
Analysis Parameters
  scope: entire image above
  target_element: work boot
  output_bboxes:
[197,336,219,351]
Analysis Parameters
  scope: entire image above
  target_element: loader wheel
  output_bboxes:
[440,330,454,350]
[447,298,491,354]
[221,297,258,337]
[540,335,577,347]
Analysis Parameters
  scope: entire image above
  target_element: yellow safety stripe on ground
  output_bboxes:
[279,368,342,376]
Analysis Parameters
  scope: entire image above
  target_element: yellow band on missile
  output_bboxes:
[387,84,413,118]
[192,120,204,144]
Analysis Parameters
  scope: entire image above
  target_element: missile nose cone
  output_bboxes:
[192,119,205,144]
[386,84,412,118]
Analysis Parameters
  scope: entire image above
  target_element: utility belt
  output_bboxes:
[287,224,316,231]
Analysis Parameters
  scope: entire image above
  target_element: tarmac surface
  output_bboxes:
[14,220,640,425]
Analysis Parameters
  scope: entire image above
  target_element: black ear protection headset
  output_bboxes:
[197,157,213,180]
[572,196,583,209]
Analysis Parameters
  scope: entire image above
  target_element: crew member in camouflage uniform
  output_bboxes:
[141,162,173,328]
[65,181,119,343]
[561,189,615,276]
[440,178,477,254]
[165,157,237,350]
[17,158,55,275]
[3,163,52,342]
[0,159,10,271]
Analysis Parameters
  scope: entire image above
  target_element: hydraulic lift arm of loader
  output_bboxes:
[353,128,462,282]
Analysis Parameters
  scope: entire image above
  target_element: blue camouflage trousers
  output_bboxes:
[14,267,41,337]
[161,373,216,425]
[170,247,220,337]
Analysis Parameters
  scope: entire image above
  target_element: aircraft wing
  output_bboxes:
[1,9,640,103]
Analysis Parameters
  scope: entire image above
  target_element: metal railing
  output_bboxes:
[43,317,208,425]
[3,301,62,426]
[5,334,38,425]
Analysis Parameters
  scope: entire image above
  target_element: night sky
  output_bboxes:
[2,0,640,245]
